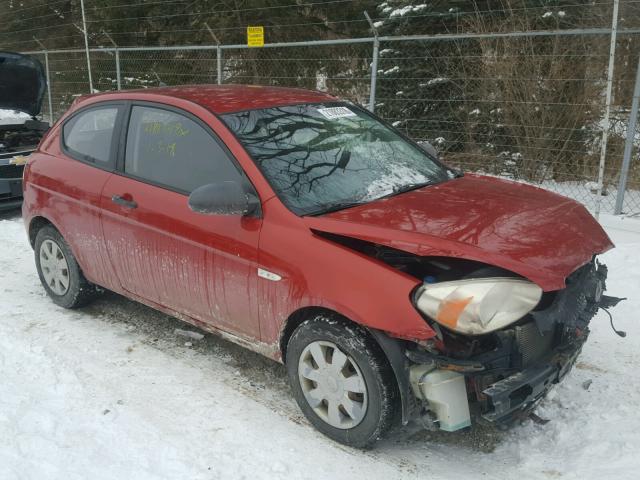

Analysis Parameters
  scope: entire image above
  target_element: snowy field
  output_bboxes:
[0,209,639,480]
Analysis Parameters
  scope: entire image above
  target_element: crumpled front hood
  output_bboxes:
[0,52,46,117]
[303,174,613,291]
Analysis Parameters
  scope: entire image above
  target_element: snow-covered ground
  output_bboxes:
[0,210,639,480]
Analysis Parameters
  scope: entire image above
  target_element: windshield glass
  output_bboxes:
[221,102,453,215]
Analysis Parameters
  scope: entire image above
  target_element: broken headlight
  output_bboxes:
[414,278,543,335]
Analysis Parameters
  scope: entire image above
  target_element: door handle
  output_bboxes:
[111,194,138,209]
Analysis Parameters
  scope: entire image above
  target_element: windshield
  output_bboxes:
[221,102,453,215]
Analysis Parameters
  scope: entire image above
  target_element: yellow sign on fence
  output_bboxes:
[247,26,264,47]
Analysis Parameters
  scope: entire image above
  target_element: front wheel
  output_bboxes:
[286,316,399,448]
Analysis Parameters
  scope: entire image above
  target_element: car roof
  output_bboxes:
[77,84,338,114]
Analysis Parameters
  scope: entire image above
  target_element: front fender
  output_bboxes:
[256,201,436,346]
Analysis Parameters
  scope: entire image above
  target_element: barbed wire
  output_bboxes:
[6,0,626,27]
[83,1,605,25]
[3,0,371,26]
[3,0,634,39]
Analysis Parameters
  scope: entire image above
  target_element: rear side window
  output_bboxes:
[124,106,242,193]
[63,107,118,163]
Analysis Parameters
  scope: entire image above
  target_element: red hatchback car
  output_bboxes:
[22,85,621,447]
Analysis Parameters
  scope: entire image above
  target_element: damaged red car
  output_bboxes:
[22,85,622,447]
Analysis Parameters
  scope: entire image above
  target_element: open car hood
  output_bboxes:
[0,52,46,117]
[303,174,613,291]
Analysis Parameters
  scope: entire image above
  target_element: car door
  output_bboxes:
[35,103,125,290]
[100,102,262,338]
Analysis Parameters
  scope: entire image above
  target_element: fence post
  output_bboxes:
[614,54,640,215]
[115,49,122,90]
[101,32,121,90]
[368,38,379,113]
[595,0,620,219]
[32,39,54,123]
[217,45,223,84]
[79,0,93,92]
[203,23,222,85]
[40,51,54,124]
[364,12,379,112]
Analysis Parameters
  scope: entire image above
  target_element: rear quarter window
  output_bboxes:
[62,107,118,164]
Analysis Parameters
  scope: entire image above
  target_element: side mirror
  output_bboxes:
[188,181,261,217]
[418,141,439,159]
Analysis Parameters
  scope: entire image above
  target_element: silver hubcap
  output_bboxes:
[298,340,367,429]
[39,239,70,296]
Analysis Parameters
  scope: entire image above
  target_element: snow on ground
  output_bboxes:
[470,175,640,217]
[533,181,640,217]
[0,210,639,480]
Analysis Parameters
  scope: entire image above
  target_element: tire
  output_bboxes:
[286,315,399,448]
[34,225,100,308]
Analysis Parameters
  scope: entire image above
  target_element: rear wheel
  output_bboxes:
[34,225,100,308]
[286,315,398,448]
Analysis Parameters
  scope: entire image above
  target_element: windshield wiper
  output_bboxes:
[376,180,435,200]
[305,200,364,216]
[307,181,438,216]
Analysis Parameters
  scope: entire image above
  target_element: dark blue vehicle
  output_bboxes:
[0,52,49,211]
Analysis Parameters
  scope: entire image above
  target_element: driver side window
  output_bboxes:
[124,105,243,193]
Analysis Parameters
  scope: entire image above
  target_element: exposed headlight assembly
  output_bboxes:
[415,278,543,335]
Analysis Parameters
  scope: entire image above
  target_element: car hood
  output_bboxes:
[0,52,46,117]
[303,174,613,291]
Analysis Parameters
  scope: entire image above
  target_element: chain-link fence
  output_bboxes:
[24,30,640,216]
[614,54,640,217]
[374,32,640,216]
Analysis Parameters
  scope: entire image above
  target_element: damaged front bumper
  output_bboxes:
[401,259,623,430]
[480,333,585,423]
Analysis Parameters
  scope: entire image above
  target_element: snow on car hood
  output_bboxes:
[0,52,46,117]
[303,174,614,291]
[0,109,30,125]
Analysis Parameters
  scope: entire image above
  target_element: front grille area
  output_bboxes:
[0,163,24,179]
[515,322,554,367]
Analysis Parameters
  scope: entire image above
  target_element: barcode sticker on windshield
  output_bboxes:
[317,107,357,120]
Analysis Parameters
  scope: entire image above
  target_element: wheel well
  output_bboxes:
[280,307,338,363]
[280,306,410,424]
[28,216,54,248]
[280,306,389,364]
